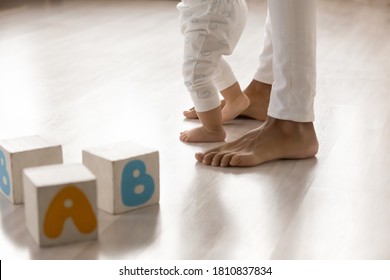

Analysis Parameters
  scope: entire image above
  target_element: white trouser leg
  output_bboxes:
[178,0,247,112]
[253,9,274,85]
[213,57,238,92]
[255,0,317,122]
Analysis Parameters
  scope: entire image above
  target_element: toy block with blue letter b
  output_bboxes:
[0,135,63,204]
[82,141,159,214]
[23,163,98,247]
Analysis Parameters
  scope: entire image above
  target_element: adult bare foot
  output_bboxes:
[195,117,319,167]
[182,80,271,121]
[240,80,270,121]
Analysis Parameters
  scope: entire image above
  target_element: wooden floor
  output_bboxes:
[0,0,389,260]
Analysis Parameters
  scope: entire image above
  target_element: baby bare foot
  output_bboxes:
[222,94,250,122]
[180,126,226,143]
[183,109,198,119]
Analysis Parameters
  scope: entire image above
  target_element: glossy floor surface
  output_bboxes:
[0,0,390,259]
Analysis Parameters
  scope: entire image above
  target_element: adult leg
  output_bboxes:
[196,0,319,166]
[240,8,274,121]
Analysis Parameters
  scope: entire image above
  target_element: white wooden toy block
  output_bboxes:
[23,163,98,247]
[0,135,63,204]
[82,141,159,214]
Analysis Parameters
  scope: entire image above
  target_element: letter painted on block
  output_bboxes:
[0,150,11,196]
[44,185,97,239]
[121,160,155,207]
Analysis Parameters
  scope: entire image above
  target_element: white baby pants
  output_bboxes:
[177,0,248,112]
[254,0,317,122]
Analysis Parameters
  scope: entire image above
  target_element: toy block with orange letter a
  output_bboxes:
[23,163,98,247]
[0,135,63,204]
[82,141,159,215]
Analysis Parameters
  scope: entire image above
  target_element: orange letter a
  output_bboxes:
[44,185,97,239]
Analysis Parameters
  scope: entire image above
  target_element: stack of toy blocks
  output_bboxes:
[1,135,160,247]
